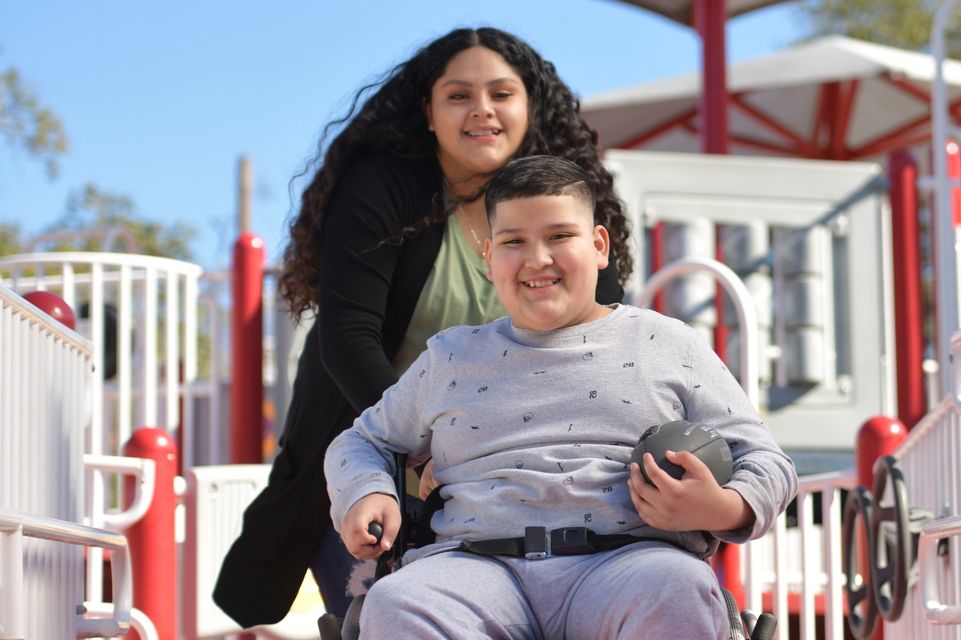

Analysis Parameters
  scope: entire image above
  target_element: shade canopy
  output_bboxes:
[582,35,961,159]
[615,0,792,25]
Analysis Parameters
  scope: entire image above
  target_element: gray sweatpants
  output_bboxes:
[359,541,729,639]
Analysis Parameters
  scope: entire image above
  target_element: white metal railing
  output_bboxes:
[884,386,961,637]
[920,514,961,625]
[742,468,858,640]
[0,284,94,637]
[0,252,201,601]
[0,507,134,638]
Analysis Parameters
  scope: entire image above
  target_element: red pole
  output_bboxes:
[230,233,265,463]
[694,0,740,605]
[949,140,961,226]
[694,0,729,155]
[693,0,731,366]
[888,151,926,428]
[123,427,178,640]
[855,416,908,640]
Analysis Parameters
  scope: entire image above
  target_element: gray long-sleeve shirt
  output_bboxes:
[325,304,798,562]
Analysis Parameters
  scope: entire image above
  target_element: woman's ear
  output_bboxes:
[593,225,610,269]
[422,97,434,132]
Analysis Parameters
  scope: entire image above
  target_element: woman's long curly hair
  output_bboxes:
[280,27,632,319]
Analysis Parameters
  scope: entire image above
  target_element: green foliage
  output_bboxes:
[798,0,961,58]
[37,183,196,261]
[0,222,20,256]
[0,56,68,178]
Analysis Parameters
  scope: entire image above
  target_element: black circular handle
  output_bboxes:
[870,455,911,621]
[842,486,879,639]
[368,521,384,542]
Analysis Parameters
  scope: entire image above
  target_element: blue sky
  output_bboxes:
[0,1,806,270]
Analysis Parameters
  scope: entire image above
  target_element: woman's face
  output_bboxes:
[425,46,529,191]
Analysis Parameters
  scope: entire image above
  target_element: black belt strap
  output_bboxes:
[460,526,653,560]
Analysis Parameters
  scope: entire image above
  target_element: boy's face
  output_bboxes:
[483,193,610,332]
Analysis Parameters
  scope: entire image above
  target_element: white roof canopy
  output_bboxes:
[582,36,961,158]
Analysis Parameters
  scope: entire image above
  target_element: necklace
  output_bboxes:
[458,207,487,259]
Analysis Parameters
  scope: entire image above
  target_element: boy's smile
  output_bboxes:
[484,193,611,332]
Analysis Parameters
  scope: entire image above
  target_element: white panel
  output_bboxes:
[0,285,91,639]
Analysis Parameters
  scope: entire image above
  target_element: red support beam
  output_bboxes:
[888,151,926,428]
[694,0,729,155]
[850,125,932,160]
[882,74,933,104]
[811,82,839,150]
[829,79,859,159]
[613,107,699,149]
[730,93,819,157]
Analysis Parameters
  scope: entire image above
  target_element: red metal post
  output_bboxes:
[855,416,908,640]
[123,427,178,640]
[949,140,961,226]
[888,151,926,428]
[230,233,265,463]
[694,0,729,155]
[694,6,738,600]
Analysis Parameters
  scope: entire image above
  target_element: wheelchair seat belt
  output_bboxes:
[460,526,673,560]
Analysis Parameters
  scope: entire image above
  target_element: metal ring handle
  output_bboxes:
[870,455,911,621]
[842,486,879,639]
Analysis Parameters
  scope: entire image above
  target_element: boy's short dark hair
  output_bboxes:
[485,155,597,223]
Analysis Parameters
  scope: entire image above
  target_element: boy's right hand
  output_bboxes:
[341,493,402,560]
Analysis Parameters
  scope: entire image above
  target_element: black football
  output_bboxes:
[631,420,733,485]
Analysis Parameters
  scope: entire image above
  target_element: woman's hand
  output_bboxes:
[418,458,441,500]
[340,493,402,559]
[627,450,754,532]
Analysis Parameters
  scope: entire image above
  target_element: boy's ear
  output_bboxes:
[422,97,434,132]
[593,225,610,269]
[483,239,493,280]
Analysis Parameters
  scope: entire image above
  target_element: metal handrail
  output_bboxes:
[919,514,961,624]
[83,454,156,531]
[635,256,760,408]
[0,507,133,638]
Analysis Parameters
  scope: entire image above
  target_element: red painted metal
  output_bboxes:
[882,74,932,104]
[948,141,961,227]
[829,80,859,159]
[812,82,839,152]
[22,291,76,330]
[694,0,729,155]
[888,151,926,428]
[614,107,699,150]
[230,233,265,464]
[651,223,665,313]
[850,114,931,159]
[729,93,818,156]
[123,427,178,640]
[856,416,907,640]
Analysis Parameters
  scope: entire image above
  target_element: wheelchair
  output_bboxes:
[318,454,777,640]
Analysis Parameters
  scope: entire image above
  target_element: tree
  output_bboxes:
[33,183,195,261]
[0,222,20,256]
[798,0,961,58]
[0,54,68,178]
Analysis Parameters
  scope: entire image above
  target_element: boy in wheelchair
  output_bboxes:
[324,155,798,639]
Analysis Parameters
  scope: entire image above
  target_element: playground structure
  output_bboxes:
[4,7,961,640]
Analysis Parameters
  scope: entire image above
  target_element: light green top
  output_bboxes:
[392,215,507,375]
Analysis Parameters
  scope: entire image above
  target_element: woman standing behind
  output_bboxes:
[215,26,633,627]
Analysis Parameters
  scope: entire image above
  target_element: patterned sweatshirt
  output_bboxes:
[325,304,798,562]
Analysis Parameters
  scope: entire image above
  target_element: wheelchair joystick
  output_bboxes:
[368,521,384,542]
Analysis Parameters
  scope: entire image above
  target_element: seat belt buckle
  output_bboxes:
[550,527,597,555]
[524,526,549,560]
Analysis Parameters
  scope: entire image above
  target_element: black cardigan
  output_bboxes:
[214,153,624,626]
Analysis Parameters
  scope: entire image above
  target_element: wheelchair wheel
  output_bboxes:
[341,593,366,640]
[723,588,746,640]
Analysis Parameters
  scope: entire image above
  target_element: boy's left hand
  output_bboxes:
[628,450,754,532]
